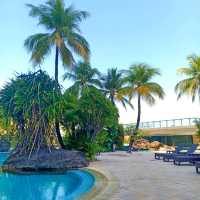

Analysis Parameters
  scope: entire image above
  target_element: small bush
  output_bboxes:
[64,135,101,161]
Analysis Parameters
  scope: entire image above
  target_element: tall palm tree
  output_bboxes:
[100,68,133,109]
[63,61,101,95]
[125,64,164,134]
[175,54,200,102]
[24,0,90,148]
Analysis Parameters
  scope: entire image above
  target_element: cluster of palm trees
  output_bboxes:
[64,62,165,133]
[23,0,165,147]
[23,0,200,149]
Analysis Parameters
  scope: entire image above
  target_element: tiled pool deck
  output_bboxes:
[89,151,200,200]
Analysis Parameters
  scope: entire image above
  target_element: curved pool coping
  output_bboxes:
[80,167,119,200]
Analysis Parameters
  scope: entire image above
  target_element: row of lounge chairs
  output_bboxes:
[154,144,200,174]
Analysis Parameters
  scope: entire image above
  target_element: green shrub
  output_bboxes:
[64,135,101,161]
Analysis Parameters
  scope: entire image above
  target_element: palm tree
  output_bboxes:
[63,62,101,96]
[175,54,200,102]
[100,68,133,109]
[125,64,164,134]
[24,0,90,148]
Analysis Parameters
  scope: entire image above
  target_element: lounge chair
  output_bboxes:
[162,145,187,162]
[163,144,198,162]
[155,145,183,160]
[173,144,199,166]
[195,162,200,174]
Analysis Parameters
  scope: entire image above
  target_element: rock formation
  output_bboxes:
[2,148,89,174]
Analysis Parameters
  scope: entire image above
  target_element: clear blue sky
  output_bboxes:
[1,0,200,123]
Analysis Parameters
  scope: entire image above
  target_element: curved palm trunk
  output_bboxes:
[55,46,65,149]
[128,94,141,152]
[110,94,118,151]
[135,94,141,131]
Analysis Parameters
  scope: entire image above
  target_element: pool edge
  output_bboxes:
[79,167,119,200]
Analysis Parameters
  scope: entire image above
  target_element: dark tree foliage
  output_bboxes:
[79,87,119,140]
[61,87,119,160]
[63,61,101,96]
[0,70,61,156]
[100,68,133,109]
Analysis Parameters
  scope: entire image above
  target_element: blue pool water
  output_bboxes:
[0,153,95,200]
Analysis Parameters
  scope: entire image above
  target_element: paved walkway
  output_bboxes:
[90,151,200,200]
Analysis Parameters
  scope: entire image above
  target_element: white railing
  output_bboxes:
[123,118,200,130]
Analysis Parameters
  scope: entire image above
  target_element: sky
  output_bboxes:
[1,0,200,124]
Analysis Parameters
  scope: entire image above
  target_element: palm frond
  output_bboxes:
[24,33,53,66]
[60,42,75,67]
[65,5,90,23]
[63,72,77,81]
[175,78,199,101]
[25,0,90,70]
[176,54,200,102]
[177,67,193,76]
[125,63,164,105]
[67,32,90,61]
[142,93,155,106]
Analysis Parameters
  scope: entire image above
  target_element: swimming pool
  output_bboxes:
[0,153,95,200]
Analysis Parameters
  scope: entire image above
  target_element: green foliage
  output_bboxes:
[96,125,124,152]
[134,129,145,140]
[25,0,91,147]
[96,130,112,151]
[64,125,124,160]
[195,119,200,138]
[125,64,165,105]
[84,141,101,161]
[124,64,164,136]
[63,62,101,96]
[100,68,133,109]
[175,54,200,102]
[61,87,119,159]
[25,0,90,68]
[64,135,101,161]
[0,70,60,154]
[78,87,119,139]
[124,125,135,135]
[61,87,119,138]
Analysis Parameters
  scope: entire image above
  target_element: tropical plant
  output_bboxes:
[78,87,119,140]
[64,134,101,161]
[0,70,61,155]
[100,68,133,109]
[125,64,164,134]
[123,124,136,136]
[24,0,90,147]
[62,87,119,159]
[63,62,101,96]
[194,119,200,138]
[98,124,124,151]
[175,54,200,102]
[60,91,80,134]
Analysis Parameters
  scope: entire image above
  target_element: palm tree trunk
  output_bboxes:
[55,46,59,83]
[111,95,115,106]
[135,94,141,131]
[55,46,65,149]
[128,94,141,152]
